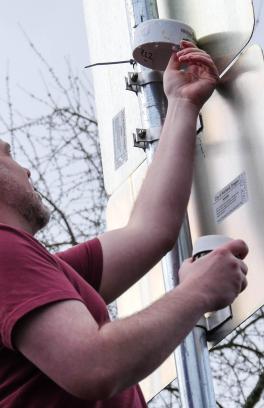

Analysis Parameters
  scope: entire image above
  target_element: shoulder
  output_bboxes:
[56,238,102,260]
[0,223,58,268]
[55,238,103,289]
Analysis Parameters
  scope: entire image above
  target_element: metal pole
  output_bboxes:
[125,1,216,407]
[125,0,167,155]
[164,219,216,408]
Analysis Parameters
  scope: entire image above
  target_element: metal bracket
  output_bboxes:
[205,305,233,332]
[197,306,233,333]
[126,71,163,93]
[133,127,161,149]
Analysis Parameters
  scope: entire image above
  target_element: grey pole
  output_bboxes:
[164,219,216,408]
[125,1,216,407]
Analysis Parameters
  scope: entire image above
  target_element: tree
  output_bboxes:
[0,37,107,251]
[211,307,264,408]
[148,307,264,408]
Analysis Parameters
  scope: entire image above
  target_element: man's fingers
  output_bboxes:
[166,40,219,81]
[240,274,248,292]
[166,51,181,70]
[177,47,207,57]
[182,257,194,265]
[178,257,194,282]
[238,259,248,292]
[239,259,248,276]
[224,239,249,260]
[178,53,219,78]
[180,40,197,49]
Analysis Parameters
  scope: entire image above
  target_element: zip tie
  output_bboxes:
[84,59,135,69]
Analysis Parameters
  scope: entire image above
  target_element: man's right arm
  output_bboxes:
[14,239,248,401]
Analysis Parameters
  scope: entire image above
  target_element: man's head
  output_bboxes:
[0,140,50,235]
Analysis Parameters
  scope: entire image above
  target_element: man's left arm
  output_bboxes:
[97,42,219,304]
[99,41,218,302]
[98,97,198,304]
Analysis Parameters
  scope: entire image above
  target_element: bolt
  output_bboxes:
[138,129,146,139]
[131,72,138,82]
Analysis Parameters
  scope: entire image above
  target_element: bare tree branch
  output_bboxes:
[244,371,264,408]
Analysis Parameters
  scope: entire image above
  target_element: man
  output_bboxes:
[0,41,248,407]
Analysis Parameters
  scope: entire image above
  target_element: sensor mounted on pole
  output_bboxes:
[133,18,195,71]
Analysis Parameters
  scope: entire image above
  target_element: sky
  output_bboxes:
[0,0,89,119]
[251,0,264,45]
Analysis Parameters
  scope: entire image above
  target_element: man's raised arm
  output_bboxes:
[98,41,219,303]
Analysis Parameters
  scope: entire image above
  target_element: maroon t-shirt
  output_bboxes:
[0,224,147,408]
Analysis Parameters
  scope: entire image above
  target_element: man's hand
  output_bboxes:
[178,239,249,312]
[163,40,219,110]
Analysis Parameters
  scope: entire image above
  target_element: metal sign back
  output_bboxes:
[83,0,259,395]
[157,0,254,73]
[83,0,145,195]
[84,0,254,193]
[188,44,264,347]
[106,161,177,401]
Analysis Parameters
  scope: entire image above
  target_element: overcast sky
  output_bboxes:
[0,0,89,119]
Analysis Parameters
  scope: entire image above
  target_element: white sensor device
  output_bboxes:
[192,235,232,258]
[133,18,195,71]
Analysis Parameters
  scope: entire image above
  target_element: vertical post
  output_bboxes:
[162,220,216,407]
[125,0,167,159]
[174,220,217,408]
[125,1,217,407]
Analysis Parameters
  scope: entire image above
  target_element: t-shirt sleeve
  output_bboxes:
[55,238,103,291]
[0,229,85,351]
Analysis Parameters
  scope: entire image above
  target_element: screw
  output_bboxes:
[138,129,146,139]
[131,72,138,82]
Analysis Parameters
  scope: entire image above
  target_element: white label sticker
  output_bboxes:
[213,172,248,224]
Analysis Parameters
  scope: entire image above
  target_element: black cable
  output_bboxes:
[196,114,204,135]
[84,59,135,69]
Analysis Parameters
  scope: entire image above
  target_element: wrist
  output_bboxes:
[166,97,200,117]
[177,279,209,316]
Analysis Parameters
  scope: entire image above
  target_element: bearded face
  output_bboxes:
[0,141,50,234]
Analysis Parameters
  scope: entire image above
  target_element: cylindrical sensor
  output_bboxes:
[192,234,233,332]
[133,18,195,71]
[192,234,232,259]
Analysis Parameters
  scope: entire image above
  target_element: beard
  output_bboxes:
[17,189,51,233]
[0,168,50,234]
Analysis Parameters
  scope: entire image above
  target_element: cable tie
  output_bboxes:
[84,59,135,69]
